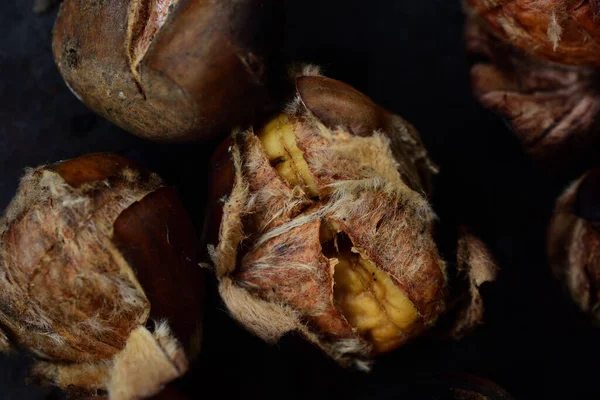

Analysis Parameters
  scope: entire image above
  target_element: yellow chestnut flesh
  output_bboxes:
[333,248,419,353]
[257,114,420,353]
[257,115,318,197]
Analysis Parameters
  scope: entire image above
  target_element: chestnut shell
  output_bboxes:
[465,0,600,67]
[0,153,204,362]
[52,0,277,142]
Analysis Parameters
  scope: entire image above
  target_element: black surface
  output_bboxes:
[1,1,598,399]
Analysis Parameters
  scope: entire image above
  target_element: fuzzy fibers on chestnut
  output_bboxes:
[208,67,497,369]
[0,153,204,399]
[465,0,600,66]
[464,0,600,170]
[549,164,600,319]
[52,0,275,142]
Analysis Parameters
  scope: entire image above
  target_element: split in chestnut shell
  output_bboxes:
[0,153,204,398]
[209,69,497,369]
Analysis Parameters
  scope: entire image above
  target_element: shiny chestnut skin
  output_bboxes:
[0,153,204,399]
[52,0,277,142]
[549,164,600,319]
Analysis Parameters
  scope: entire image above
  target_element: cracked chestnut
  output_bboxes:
[207,68,497,369]
[52,0,276,142]
[0,153,204,399]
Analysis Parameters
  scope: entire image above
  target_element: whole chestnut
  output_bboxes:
[465,1,600,171]
[52,0,277,142]
[207,67,497,369]
[549,163,600,319]
[0,153,204,399]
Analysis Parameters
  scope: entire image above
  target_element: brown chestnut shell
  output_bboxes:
[0,153,204,398]
[465,0,600,67]
[52,0,276,142]
[465,12,600,172]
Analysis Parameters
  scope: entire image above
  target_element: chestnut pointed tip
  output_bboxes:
[296,75,386,137]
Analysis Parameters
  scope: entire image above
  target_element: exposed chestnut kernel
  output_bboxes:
[326,233,421,353]
[0,153,204,399]
[257,114,318,198]
[208,68,497,369]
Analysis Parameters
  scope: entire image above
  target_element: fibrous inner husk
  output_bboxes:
[0,163,188,397]
[127,0,179,88]
[212,110,446,368]
[257,114,432,351]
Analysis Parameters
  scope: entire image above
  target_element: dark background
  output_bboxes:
[1,1,598,399]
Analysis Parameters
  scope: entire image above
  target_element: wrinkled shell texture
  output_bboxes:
[52,0,270,141]
[465,0,600,66]
[211,71,448,369]
[0,154,200,397]
[465,10,600,167]
[0,156,162,362]
[549,172,600,318]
